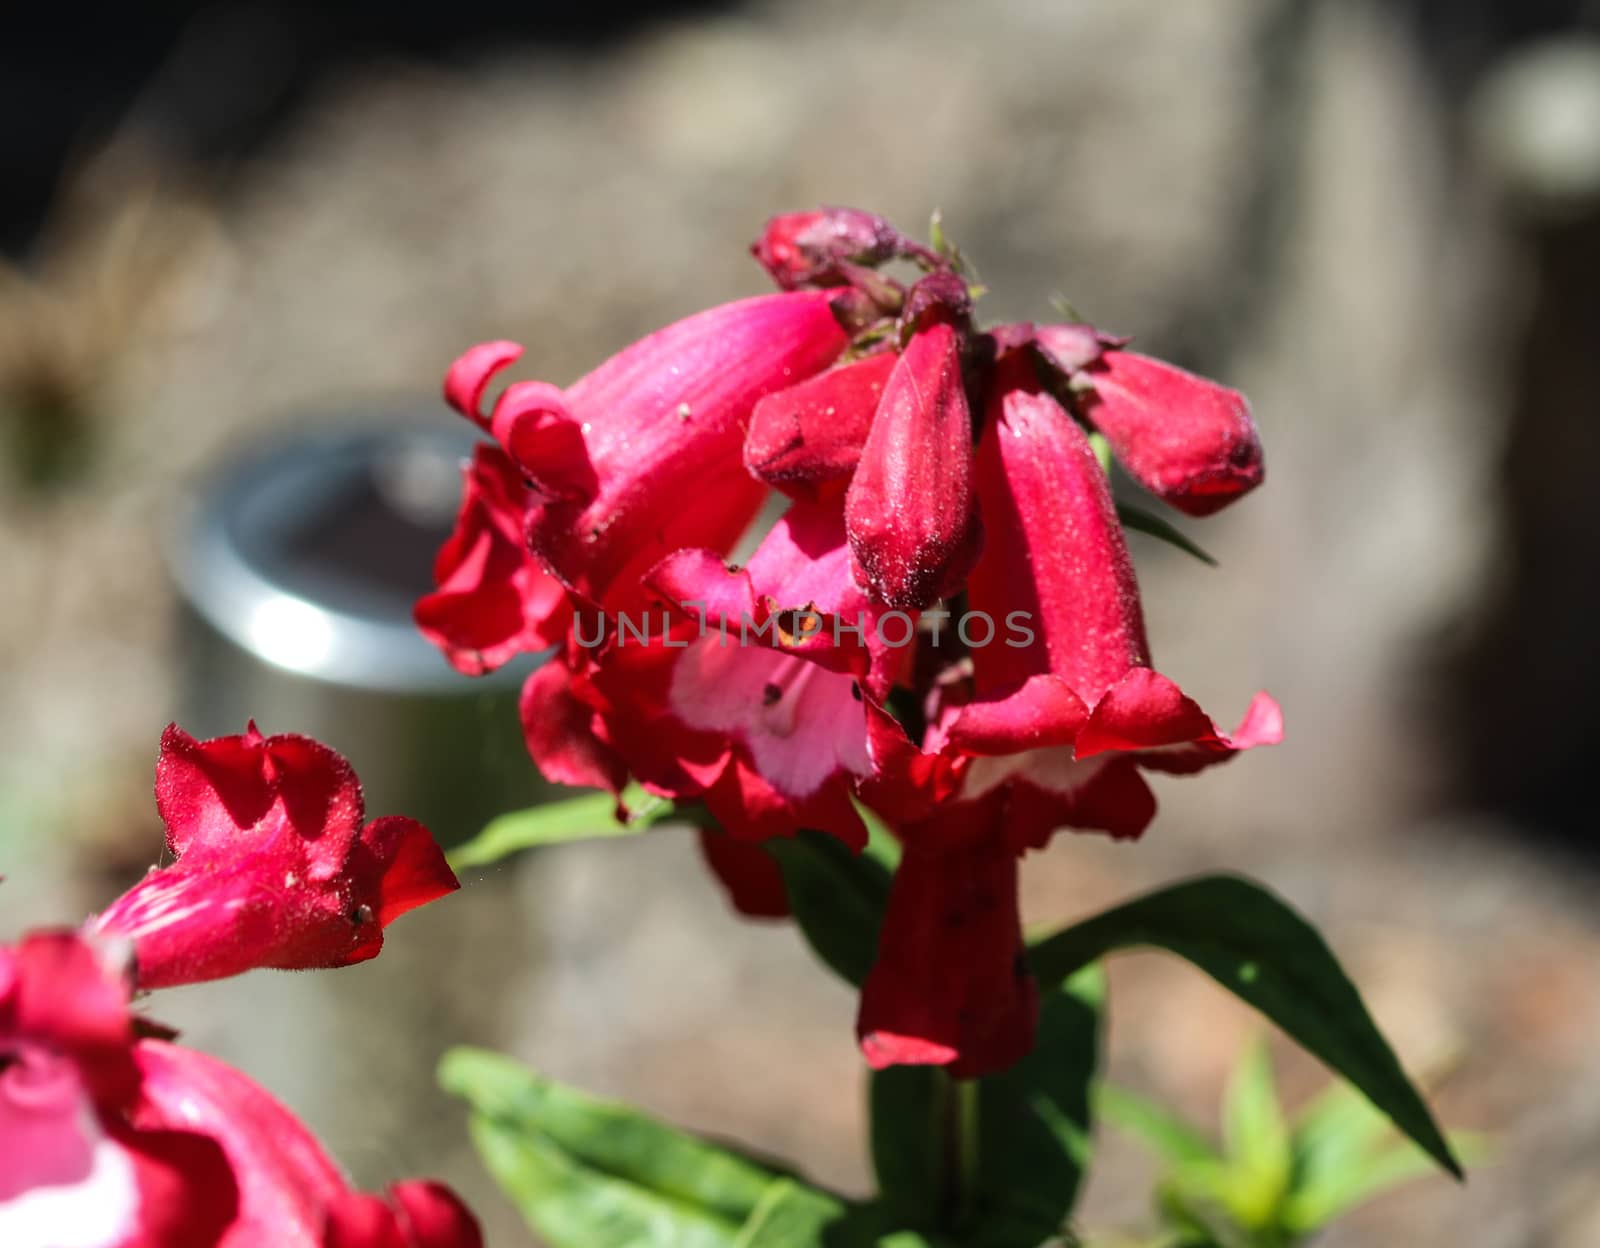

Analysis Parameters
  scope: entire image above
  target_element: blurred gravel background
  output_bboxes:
[4,1,1600,1243]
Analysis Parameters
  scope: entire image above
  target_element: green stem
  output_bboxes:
[960,1077,982,1227]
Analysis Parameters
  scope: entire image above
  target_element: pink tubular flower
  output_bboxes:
[944,354,1280,846]
[89,724,458,990]
[442,292,851,619]
[845,322,983,610]
[1,929,481,1248]
[858,792,1037,1078]
[133,1044,482,1248]
[0,931,238,1247]
[523,501,903,846]
[1035,324,1264,517]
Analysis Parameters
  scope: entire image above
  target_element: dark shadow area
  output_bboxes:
[1,0,736,253]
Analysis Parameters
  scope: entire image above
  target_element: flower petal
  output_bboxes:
[387,1180,484,1248]
[696,828,790,919]
[743,352,896,501]
[133,1041,349,1247]
[518,660,628,795]
[443,341,522,429]
[946,674,1089,756]
[414,444,570,675]
[92,728,454,988]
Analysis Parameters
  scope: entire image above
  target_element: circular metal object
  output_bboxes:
[169,415,548,843]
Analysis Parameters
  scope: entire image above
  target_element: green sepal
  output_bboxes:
[1116,502,1219,567]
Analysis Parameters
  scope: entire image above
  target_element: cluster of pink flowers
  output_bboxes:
[1,725,479,1247]
[416,207,1283,1077]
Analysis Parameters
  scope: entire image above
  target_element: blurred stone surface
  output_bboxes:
[1,1,1593,1244]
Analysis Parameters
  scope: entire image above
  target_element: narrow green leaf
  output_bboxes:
[1218,1040,1292,1227]
[733,1180,847,1247]
[448,784,674,869]
[1116,502,1218,567]
[967,965,1106,1247]
[1287,1080,1488,1232]
[1284,1131,1489,1232]
[767,830,892,987]
[1026,876,1461,1180]
[441,1047,775,1222]
[467,1114,743,1248]
[1095,1083,1219,1167]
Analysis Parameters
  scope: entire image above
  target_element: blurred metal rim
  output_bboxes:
[167,421,531,696]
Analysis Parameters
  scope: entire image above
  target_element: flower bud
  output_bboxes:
[900,270,972,335]
[751,207,903,290]
[1078,348,1264,516]
[845,323,983,609]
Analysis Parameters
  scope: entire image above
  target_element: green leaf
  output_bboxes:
[1218,1041,1292,1227]
[467,1113,743,1248]
[1116,502,1218,568]
[1026,875,1461,1181]
[1095,1084,1219,1167]
[853,798,903,872]
[733,1180,847,1247]
[768,830,892,987]
[870,1067,946,1229]
[1286,1081,1488,1232]
[441,1048,775,1223]
[1284,1131,1488,1232]
[448,784,674,869]
[967,965,1106,1247]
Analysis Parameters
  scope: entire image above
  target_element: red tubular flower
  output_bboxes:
[857,792,1037,1078]
[944,357,1280,846]
[444,292,851,619]
[0,931,238,1247]
[1035,325,1264,517]
[413,443,571,676]
[743,351,897,502]
[845,322,983,609]
[89,725,458,990]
